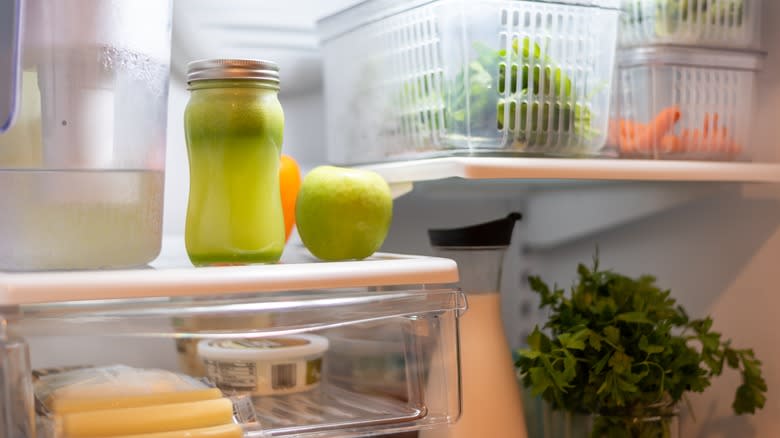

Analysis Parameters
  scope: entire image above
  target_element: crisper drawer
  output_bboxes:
[0,245,464,438]
[318,0,621,164]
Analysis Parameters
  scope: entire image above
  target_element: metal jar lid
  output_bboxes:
[186,59,280,85]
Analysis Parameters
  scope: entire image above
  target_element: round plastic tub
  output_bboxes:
[198,335,329,396]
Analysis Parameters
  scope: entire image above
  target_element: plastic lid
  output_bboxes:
[535,0,620,8]
[428,212,522,248]
[197,334,329,362]
[186,59,280,85]
[618,46,766,71]
[318,0,619,43]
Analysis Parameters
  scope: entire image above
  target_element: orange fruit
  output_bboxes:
[279,154,302,241]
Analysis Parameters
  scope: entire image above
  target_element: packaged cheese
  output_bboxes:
[32,365,258,438]
[57,398,234,437]
[35,365,210,409]
[108,424,245,438]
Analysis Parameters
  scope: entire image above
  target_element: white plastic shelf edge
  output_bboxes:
[359,157,780,186]
[0,241,459,306]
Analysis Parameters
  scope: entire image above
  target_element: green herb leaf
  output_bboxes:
[608,351,633,374]
[562,352,578,382]
[639,335,665,354]
[594,355,611,379]
[603,326,621,346]
[526,326,551,352]
[587,330,603,351]
[616,312,653,325]
[558,330,587,351]
[528,366,553,396]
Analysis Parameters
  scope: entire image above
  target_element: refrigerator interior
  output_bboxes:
[25,0,780,436]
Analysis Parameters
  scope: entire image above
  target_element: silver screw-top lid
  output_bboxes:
[186,59,280,85]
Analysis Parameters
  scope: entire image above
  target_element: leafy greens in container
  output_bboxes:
[397,36,600,155]
[447,37,597,153]
[623,0,747,41]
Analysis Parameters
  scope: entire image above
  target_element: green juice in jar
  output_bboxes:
[184,61,285,265]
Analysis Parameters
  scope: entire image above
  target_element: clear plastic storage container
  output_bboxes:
[0,0,172,270]
[318,0,621,164]
[0,244,465,438]
[609,46,763,160]
[619,0,762,49]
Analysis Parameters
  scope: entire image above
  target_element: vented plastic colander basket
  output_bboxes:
[609,46,763,161]
[619,0,762,49]
[318,0,621,164]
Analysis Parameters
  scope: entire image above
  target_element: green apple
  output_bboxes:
[296,166,393,261]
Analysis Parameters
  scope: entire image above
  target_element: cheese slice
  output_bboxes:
[52,388,224,414]
[104,424,244,438]
[59,398,234,437]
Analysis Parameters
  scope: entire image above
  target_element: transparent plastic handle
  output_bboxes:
[0,0,23,134]
[0,336,36,438]
[0,0,22,133]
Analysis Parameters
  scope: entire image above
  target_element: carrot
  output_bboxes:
[618,119,647,153]
[678,129,693,154]
[690,129,702,153]
[660,134,681,154]
[607,119,621,146]
[607,119,645,149]
[620,119,646,137]
[629,120,651,153]
[629,106,681,153]
[710,126,731,154]
[679,130,688,154]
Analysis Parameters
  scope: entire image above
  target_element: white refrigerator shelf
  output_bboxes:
[0,236,459,306]
[358,157,780,197]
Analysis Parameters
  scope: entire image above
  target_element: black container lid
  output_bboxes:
[428,213,522,248]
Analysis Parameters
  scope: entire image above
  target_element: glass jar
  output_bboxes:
[184,59,285,266]
[591,403,680,438]
[530,401,680,438]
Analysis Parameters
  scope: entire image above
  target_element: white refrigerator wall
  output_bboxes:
[158,1,780,437]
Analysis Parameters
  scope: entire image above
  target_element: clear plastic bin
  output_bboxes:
[608,46,763,160]
[318,0,621,164]
[0,287,464,438]
[619,0,762,49]
[0,243,465,438]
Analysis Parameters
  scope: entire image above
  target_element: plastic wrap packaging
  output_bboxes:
[32,365,262,438]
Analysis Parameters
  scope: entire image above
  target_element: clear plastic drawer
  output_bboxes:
[0,243,465,438]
